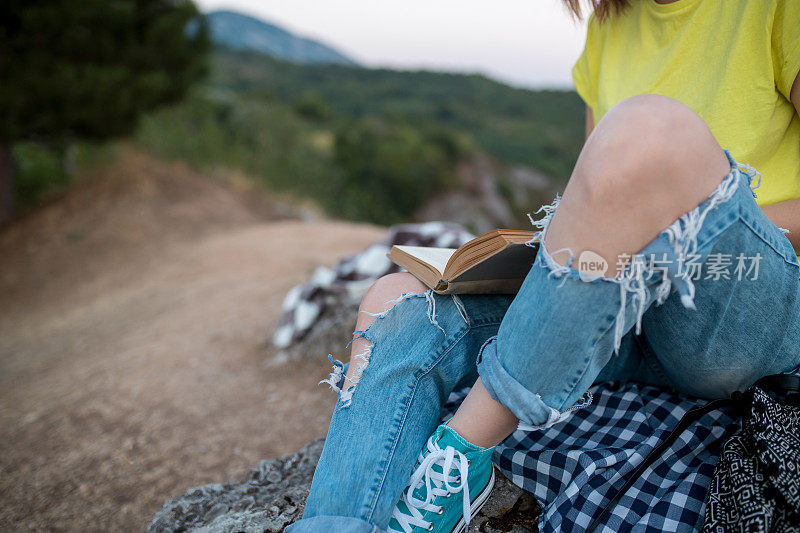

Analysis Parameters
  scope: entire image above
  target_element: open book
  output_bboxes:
[388,229,538,294]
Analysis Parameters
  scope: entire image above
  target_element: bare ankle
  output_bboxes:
[446,378,519,448]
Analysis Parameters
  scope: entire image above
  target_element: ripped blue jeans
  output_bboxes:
[286,151,800,533]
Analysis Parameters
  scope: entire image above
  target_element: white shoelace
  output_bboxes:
[389,437,472,533]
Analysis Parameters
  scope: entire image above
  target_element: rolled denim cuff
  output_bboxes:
[476,335,568,429]
[285,515,381,533]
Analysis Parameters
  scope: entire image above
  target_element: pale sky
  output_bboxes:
[195,0,588,89]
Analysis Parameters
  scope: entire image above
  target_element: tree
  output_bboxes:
[0,0,209,224]
[333,118,461,224]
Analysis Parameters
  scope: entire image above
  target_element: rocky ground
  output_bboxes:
[148,438,539,533]
[0,148,385,531]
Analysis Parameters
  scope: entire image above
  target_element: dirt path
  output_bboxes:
[0,149,385,531]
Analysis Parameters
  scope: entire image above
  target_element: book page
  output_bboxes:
[392,246,456,276]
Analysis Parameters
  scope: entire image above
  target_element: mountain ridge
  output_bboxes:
[206,10,358,66]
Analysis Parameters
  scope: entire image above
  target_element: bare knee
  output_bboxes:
[359,272,426,316]
[574,94,731,207]
[543,95,734,269]
[346,272,425,375]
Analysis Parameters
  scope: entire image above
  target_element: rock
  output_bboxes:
[474,474,540,533]
[270,296,360,364]
[149,438,540,532]
[415,155,556,235]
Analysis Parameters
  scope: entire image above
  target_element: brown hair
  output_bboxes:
[562,0,630,21]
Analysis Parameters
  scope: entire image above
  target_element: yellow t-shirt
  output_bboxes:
[572,0,800,206]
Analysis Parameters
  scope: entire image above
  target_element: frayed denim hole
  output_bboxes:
[537,242,576,283]
[531,228,649,356]
[321,353,347,391]
[528,158,741,355]
[321,289,457,408]
[526,194,561,244]
[320,291,433,408]
[319,331,375,409]
[608,165,742,351]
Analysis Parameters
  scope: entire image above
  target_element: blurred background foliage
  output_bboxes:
[0,0,209,222]
[137,47,585,225]
[2,3,585,227]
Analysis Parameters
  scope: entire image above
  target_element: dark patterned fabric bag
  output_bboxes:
[701,376,800,532]
[587,374,800,533]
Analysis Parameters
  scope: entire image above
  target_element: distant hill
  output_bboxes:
[134,48,584,226]
[206,48,584,179]
[206,10,358,66]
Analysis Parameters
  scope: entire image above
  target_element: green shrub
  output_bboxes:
[13,144,70,207]
[331,119,462,224]
[11,142,109,207]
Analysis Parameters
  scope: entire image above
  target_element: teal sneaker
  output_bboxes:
[387,423,495,533]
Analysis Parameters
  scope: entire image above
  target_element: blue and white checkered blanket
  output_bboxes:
[444,382,742,532]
